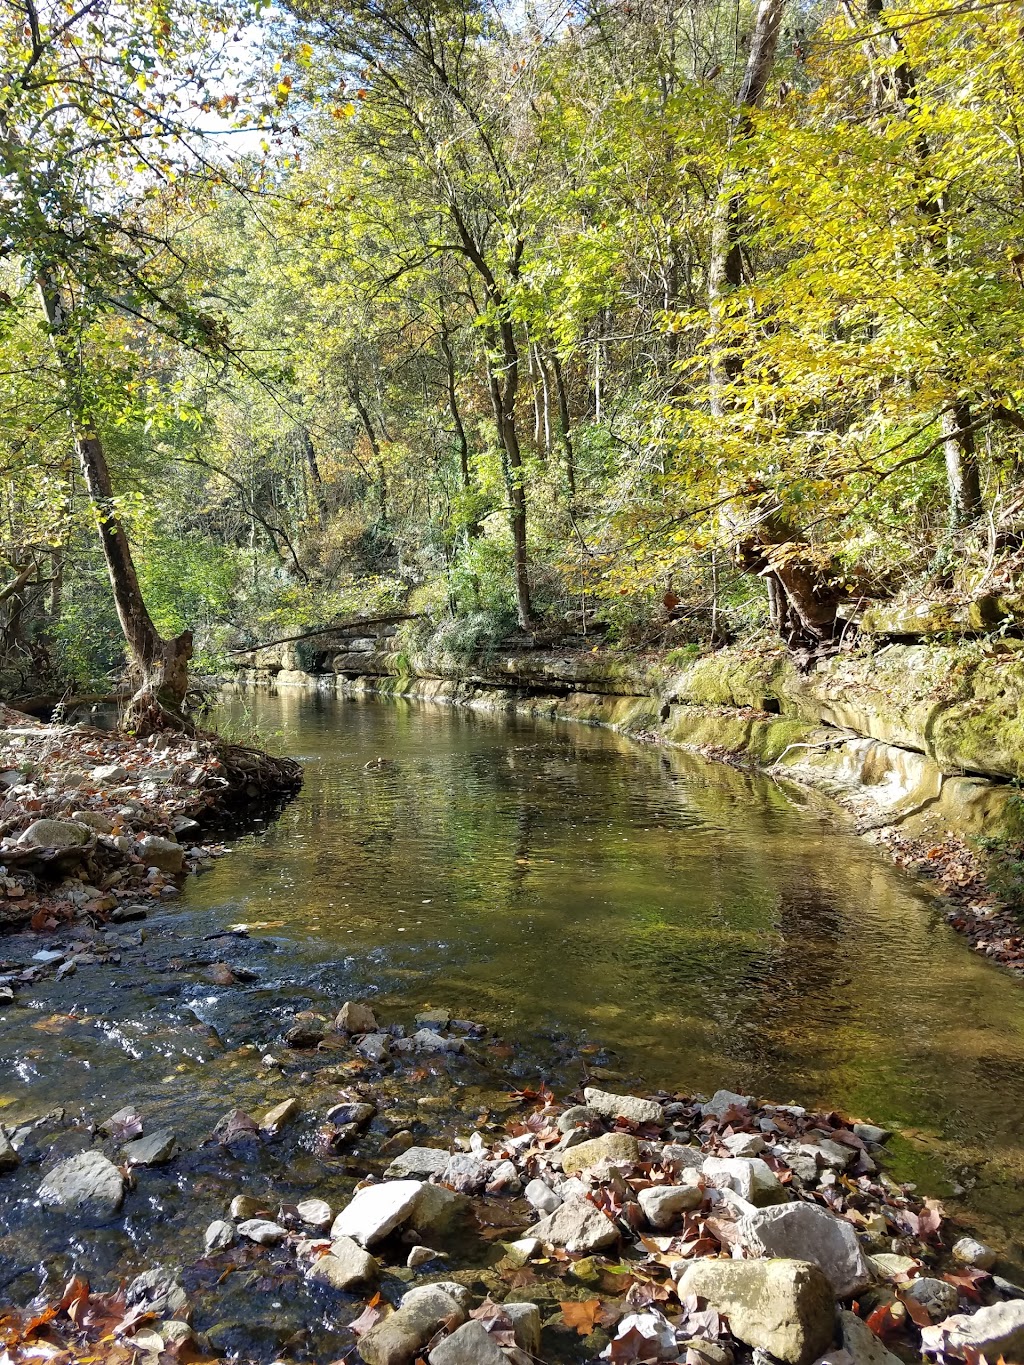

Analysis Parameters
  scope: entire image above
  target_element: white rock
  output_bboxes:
[330,1179,422,1247]
[738,1200,872,1297]
[237,1218,287,1245]
[723,1132,766,1157]
[583,1086,665,1128]
[407,1244,444,1268]
[638,1182,703,1229]
[952,1235,997,1270]
[702,1089,754,1119]
[296,1198,333,1229]
[702,1155,787,1207]
[527,1195,619,1253]
[524,1177,562,1215]
[307,1236,378,1290]
[204,1219,235,1254]
[922,1300,1024,1362]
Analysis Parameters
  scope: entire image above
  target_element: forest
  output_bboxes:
[2,0,1024,717]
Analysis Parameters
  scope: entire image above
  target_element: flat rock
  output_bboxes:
[385,1146,451,1180]
[38,1150,125,1217]
[428,1320,506,1365]
[702,1089,754,1119]
[359,1282,469,1365]
[19,819,90,850]
[441,1153,493,1193]
[415,1008,451,1030]
[355,1032,392,1063]
[122,1130,177,1166]
[702,1155,788,1207]
[679,1257,835,1365]
[923,1300,1024,1361]
[331,1179,422,1247]
[723,1132,766,1157]
[327,1101,376,1127]
[560,1131,640,1177]
[401,1028,464,1054]
[800,1138,856,1170]
[527,1195,619,1253]
[584,1085,665,1128]
[738,1200,872,1297]
[307,1236,378,1290]
[71,810,115,834]
[237,1218,287,1245]
[297,1198,333,1229]
[261,1097,302,1132]
[92,764,128,784]
[336,1000,378,1033]
[638,1182,703,1229]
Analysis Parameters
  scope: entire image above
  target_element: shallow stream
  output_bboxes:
[2,689,1024,1350]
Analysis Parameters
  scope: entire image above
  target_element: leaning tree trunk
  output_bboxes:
[36,272,193,735]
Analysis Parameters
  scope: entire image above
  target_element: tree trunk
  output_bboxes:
[36,271,193,734]
[300,426,327,524]
[486,320,533,628]
[943,402,983,525]
[550,354,577,498]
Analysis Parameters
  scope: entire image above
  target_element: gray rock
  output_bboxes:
[171,815,201,838]
[330,1179,422,1247]
[335,1000,378,1033]
[524,1177,562,1215]
[428,1320,506,1365]
[111,904,148,923]
[415,1008,451,1030]
[71,810,115,834]
[326,1101,376,1127]
[355,1032,392,1064]
[38,1150,126,1217]
[407,1244,443,1268]
[0,1132,20,1173]
[125,1268,187,1318]
[560,1131,640,1177]
[307,1236,378,1290]
[799,1138,855,1170]
[19,819,90,850]
[638,1182,703,1229]
[557,1105,600,1133]
[584,1085,665,1128]
[661,1143,706,1172]
[296,1198,333,1229]
[401,1028,464,1054]
[204,1219,235,1254]
[503,1301,542,1355]
[814,1310,903,1365]
[904,1277,959,1321]
[679,1257,834,1365]
[852,1124,891,1145]
[359,1283,469,1365]
[952,1235,997,1270]
[237,1218,286,1245]
[136,835,183,874]
[702,1089,754,1119]
[409,1183,468,1237]
[923,1300,1024,1361]
[441,1153,493,1193]
[723,1132,766,1158]
[702,1155,788,1207]
[92,764,128,785]
[385,1146,451,1180]
[527,1195,619,1253]
[485,1159,521,1194]
[229,1194,263,1220]
[122,1129,177,1166]
[738,1201,872,1297]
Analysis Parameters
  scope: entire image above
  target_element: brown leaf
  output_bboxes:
[560,1299,603,1336]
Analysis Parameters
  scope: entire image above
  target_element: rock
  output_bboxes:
[111,904,148,923]
[286,1022,325,1049]
[71,810,115,834]
[702,1155,788,1207]
[331,1179,423,1247]
[38,1150,125,1217]
[237,1218,287,1245]
[204,1219,235,1254]
[441,1153,493,1193]
[852,1123,891,1145]
[407,1245,443,1268]
[527,1195,619,1253]
[904,1277,959,1321]
[638,1182,703,1229]
[679,1258,834,1365]
[297,1198,333,1229]
[158,1322,195,1349]
[428,1320,506,1365]
[415,1008,451,1030]
[0,987,14,1005]
[800,1138,856,1170]
[137,835,184,874]
[212,1109,259,1144]
[923,1300,1024,1361]
[560,1131,640,1177]
[702,1089,754,1119]
[524,1177,562,1215]
[952,1235,997,1270]
[385,1146,451,1180]
[503,1301,542,1355]
[327,1101,376,1127]
[262,1097,302,1132]
[508,1237,542,1262]
[125,1268,187,1318]
[19,819,90,850]
[92,764,128,785]
[356,1032,392,1063]
[485,1159,521,1194]
[122,1130,177,1166]
[662,1143,706,1172]
[229,1194,264,1220]
[409,1182,467,1236]
[814,1310,904,1365]
[0,1133,20,1172]
[358,1283,469,1365]
[336,1000,378,1033]
[868,1254,918,1282]
[401,1028,464,1054]
[583,1085,665,1128]
[737,1201,872,1297]
[557,1104,600,1133]
[307,1236,378,1290]
[723,1132,766,1157]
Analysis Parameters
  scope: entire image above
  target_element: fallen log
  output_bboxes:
[228,613,421,655]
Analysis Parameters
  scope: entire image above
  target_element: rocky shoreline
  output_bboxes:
[0,703,302,938]
[1,996,1022,1365]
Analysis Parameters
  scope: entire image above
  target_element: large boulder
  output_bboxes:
[560,1132,640,1177]
[38,1150,126,1217]
[331,1180,422,1247]
[679,1258,835,1365]
[427,1321,506,1365]
[922,1300,1024,1362]
[18,819,90,851]
[358,1282,470,1365]
[527,1196,619,1253]
[583,1086,665,1128]
[737,1201,872,1297]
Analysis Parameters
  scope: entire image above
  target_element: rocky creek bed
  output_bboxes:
[1,993,1024,1365]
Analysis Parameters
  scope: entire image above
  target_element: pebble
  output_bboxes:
[296,1198,333,1229]
[953,1235,997,1270]
[204,1219,235,1254]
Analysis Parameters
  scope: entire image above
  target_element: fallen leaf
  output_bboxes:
[560,1299,603,1336]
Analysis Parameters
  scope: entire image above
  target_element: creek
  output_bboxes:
[2,689,1024,1348]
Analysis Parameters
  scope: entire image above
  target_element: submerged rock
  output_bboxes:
[38,1150,125,1217]
[236,1217,286,1245]
[122,1129,177,1166]
[678,1257,835,1365]
[125,1268,187,1318]
[307,1236,378,1290]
